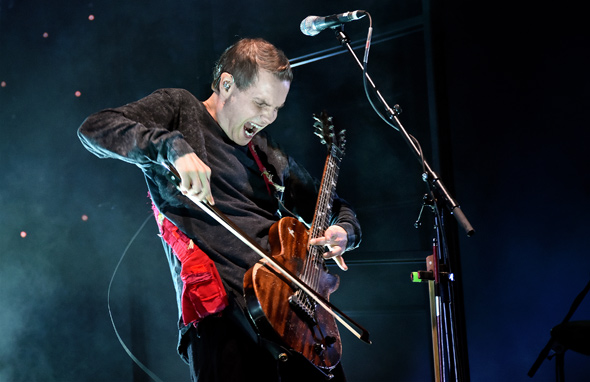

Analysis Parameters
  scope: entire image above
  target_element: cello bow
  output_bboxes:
[161,161,371,345]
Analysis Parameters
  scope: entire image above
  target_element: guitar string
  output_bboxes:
[303,150,341,313]
[303,155,329,291]
[309,156,332,292]
[299,157,328,310]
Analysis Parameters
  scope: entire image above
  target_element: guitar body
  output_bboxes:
[244,216,342,371]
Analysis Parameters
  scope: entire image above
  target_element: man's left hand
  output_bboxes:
[309,225,349,271]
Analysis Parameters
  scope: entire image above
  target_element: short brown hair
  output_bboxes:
[211,38,293,92]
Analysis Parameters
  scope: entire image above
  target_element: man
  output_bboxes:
[78,38,361,381]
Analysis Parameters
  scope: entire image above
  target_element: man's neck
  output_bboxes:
[203,93,219,122]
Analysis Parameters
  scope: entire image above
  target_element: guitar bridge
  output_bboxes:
[288,291,317,327]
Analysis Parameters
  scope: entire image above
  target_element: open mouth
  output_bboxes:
[244,122,262,138]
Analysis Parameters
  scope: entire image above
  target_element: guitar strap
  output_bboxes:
[248,141,285,196]
[248,142,308,225]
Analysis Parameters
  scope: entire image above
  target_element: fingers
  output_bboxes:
[179,168,213,204]
[332,255,348,271]
[174,153,214,205]
[309,226,347,250]
[309,225,349,271]
[320,244,348,271]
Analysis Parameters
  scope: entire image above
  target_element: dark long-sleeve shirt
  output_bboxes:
[78,88,361,334]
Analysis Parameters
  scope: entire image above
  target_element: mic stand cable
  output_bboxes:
[333,25,474,236]
[331,22,474,381]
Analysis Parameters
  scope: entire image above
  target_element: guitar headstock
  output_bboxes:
[313,111,346,160]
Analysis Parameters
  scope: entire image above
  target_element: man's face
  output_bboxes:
[219,70,290,146]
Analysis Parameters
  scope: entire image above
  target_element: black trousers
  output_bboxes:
[185,307,346,382]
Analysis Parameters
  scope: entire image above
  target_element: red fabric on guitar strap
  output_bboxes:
[248,141,273,196]
[150,198,228,326]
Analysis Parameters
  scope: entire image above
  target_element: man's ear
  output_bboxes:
[219,72,234,93]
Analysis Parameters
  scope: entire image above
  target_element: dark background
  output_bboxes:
[1,0,589,381]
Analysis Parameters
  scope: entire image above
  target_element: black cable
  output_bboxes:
[359,13,428,183]
[107,213,165,382]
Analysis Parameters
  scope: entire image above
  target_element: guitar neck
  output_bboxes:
[310,149,342,239]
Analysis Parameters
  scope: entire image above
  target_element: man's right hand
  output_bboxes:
[174,153,214,205]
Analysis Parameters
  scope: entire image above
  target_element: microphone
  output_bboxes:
[300,10,366,36]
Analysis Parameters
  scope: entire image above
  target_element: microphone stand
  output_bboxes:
[332,27,474,381]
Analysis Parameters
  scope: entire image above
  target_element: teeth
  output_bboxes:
[244,122,261,137]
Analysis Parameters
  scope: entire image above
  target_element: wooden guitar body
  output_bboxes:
[244,216,342,371]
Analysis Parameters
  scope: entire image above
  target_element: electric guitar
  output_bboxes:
[243,112,348,375]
